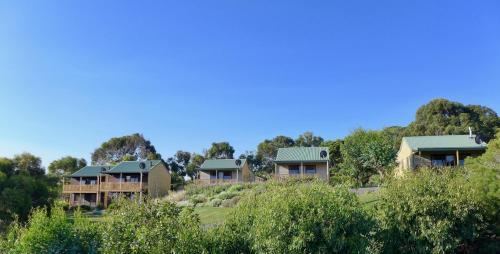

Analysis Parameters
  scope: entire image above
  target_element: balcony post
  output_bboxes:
[119,173,122,192]
[216,169,218,184]
[236,168,239,182]
[301,162,304,177]
[139,171,143,201]
[79,177,82,192]
[456,150,460,166]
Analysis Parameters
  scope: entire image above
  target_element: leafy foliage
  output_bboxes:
[295,131,324,147]
[48,156,87,178]
[340,128,397,186]
[91,133,161,165]
[0,154,58,226]
[1,206,101,253]
[375,169,488,253]
[206,142,235,159]
[256,135,295,173]
[100,198,204,254]
[405,98,499,142]
[209,180,374,253]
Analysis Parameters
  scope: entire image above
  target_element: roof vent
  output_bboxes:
[139,162,146,170]
[474,135,483,145]
[235,159,242,167]
[320,150,328,159]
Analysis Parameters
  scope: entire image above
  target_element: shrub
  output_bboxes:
[375,169,487,253]
[208,180,374,253]
[220,196,240,208]
[215,191,237,200]
[227,184,243,193]
[189,194,207,206]
[0,206,101,253]
[209,198,222,207]
[101,198,205,254]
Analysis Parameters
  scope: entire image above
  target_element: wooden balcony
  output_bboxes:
[62,184,98,193]
[274,173,323,180]
[100,182,147,192]
[196,179,239,185]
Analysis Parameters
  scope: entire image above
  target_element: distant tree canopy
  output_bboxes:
[405,98,499,142]
[320,139,343,170]
[206,142,235,159]
[257,135,295,173]
[295,132,324,147]
[0,154,58,225]
[186,154,205,180]
[91,133,161,165]
[48,156,87,178]
[12,153,45,176]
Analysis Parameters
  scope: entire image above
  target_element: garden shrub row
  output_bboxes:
[1,168,498,253]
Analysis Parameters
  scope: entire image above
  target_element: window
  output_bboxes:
[305,165,316,174]
[289,165,300,174]
[223,171,232,180]
[210,171,217,179]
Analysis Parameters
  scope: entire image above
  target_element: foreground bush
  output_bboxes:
[208,180,374,253]
[375,169,487,253]
[0,206,101,253]
[100,198,205,254]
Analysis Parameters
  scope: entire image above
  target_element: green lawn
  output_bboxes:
[194,207,232,226]
[358,191,380,210]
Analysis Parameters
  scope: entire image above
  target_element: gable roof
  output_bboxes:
[402,135,487,152]
[107,160,162,173]
[199,159,247,170]
[275,147,329,163]
[71,166,112,177]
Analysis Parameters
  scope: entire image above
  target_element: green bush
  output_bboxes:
[100,198,205,254]
[189,194,207,206]
[215,191,237,200]
[208,180,374,253]
[0,206,101,253]
[227,184,243,192]
[375,169,487,253]
[220,196,240,208]
[209,198,222,207]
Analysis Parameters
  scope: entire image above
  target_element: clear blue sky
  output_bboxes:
[1,1,499,167]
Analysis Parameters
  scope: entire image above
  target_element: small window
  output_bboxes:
[289,165,300,174]
[305,165,316,174]
[223,171,232,180]
[209,171,217,179]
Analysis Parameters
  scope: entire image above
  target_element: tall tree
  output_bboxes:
[91,133,161,165]
[295,131,324,147]
[321,139,343,171]
[13,153,45,176]
[340,129,397,186]
[186,153,205,180]
[405,99,499,142]
[48,156,87,178]
[382,126,406,150]
[0,154,58,225]
[239,151,261,172]
[0,157,15,176]
[257,135,295,173]
[206,142,235,159]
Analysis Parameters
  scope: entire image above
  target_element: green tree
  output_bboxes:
[256,136,295,173]
[187,153,205,180]
[91,133,161,165]
[239,151,261,172]
[48,156,87,178]
[295,131,324,147]
[382,126,406,150]
[0,157,15,176]
[13,153,44,176]
[121,154,136,161]
[321,139,343,171]
[405,98,499,142]
[206,142,235,159]
[340,129,397,185]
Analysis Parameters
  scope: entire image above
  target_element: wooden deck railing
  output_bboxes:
[62,184,98,193]
[196,179,239,185]
[100,182,147,192]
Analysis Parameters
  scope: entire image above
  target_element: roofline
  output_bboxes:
[416,147,487,152]
[199,158,247,170]
[275,160,328,164]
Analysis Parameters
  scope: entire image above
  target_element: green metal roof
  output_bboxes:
[275,147,329,163]
[402,135,487,152]
[199,159,247,170]
[71,166,111,177]
[107,160,162,173]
